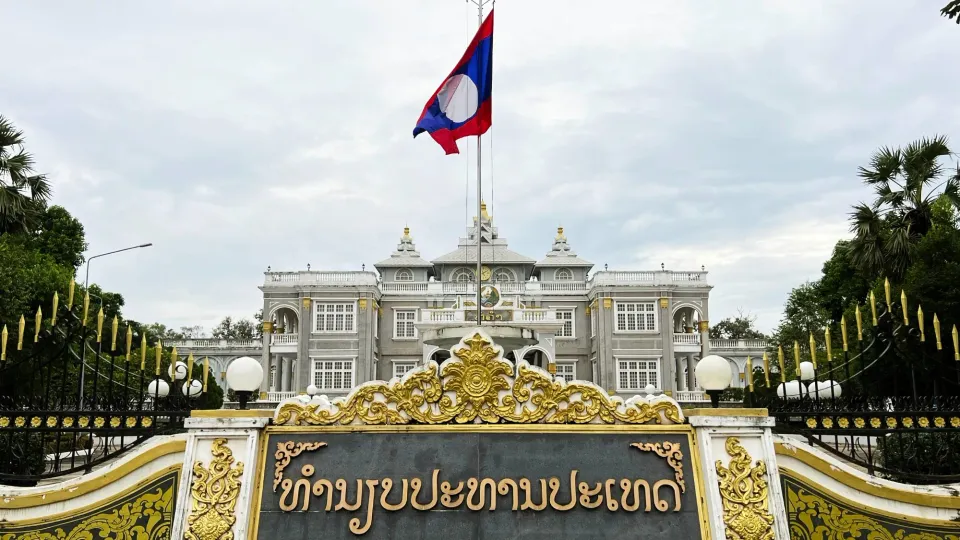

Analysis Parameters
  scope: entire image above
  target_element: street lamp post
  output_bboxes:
[78,243,153,407]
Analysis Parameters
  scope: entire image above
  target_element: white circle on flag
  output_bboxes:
[437,74,479,123]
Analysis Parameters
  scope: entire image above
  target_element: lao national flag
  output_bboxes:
[413,10,493,155]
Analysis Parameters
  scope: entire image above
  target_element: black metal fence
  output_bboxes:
[0,289,204,486]
[749,285,960,484]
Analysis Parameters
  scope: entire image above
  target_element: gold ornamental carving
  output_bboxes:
[715,437,775,540]
[274,441,326,491]
[631,441,685,493]
[275,331,684,426]
[186,438,244,540]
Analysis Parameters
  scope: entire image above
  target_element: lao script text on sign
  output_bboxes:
[252,426,709,540]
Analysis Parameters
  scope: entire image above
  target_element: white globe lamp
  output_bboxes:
[695,355,732,408]
[813,380,842,399]
[799,361,815,382]
[147,379,170,398]
[306,384,319,397]
[226,356,264,410]
[777,380,802,400]
[644,383,657,395]
[182,380,203,397]
[168,361,188,381]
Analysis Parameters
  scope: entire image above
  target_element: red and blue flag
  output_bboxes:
[413,10,493,155]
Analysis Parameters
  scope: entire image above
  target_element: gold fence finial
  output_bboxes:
[17,315,25,351]
[203,357,209,392]
[96,307,104,343]
[824,327,832,363]
[81,292,90,327]
[140,333,147,370]
[67,278,75,310]
[171,347,179,371]
[953,325,959,362]
[34,306,42,343]
[1,325,7,360]
[746,356,754,392]
[155,340,162,376]
[762,352,771,386]
[901,289,909,325]
[884,278,892,312]
[934,314,943,350]
[840,315,848,351]
[793,340,801,377]
[855,304,864,340]
[51,291,59,327]
[111,315,119,351]
[917,305,925,342]
[869,291,878,326]
[808,333,818,369]
[777,345,786,379]
[125,325,133,362]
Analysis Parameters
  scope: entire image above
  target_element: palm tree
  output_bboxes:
[943,1,960,24]
[847,135,960,280]
[0,115,52,234]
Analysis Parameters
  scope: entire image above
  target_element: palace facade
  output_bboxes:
[171,203,766,404]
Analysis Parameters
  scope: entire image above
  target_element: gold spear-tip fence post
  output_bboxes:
[17,315,25,351]
[901,289,909,326]
[33,306,42,343]
[51,291,59,327]
[918,305,925,342]
[934,314,942,350]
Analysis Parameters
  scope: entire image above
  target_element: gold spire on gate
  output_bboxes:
[51,292,59,327]
[34,306,42,343]
[17,315,24,351]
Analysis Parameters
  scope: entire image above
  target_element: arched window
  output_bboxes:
[395,268,414,281]
[452,268,475,282]
[555,268,573,281]
[492,268,516,282]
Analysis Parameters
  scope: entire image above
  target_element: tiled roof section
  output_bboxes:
[535,227,593,267]
[432,245,536,264]
[374,227,434,268]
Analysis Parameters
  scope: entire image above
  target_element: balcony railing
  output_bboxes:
[266,391,298,402]
[271,334,299,346]
[167,339,262,349]
[673,333,701,345]
[674,390,709,402]
[710,339,768,350]
[588,270,709,286]
[419,308,558,325]
[264,271,379,287]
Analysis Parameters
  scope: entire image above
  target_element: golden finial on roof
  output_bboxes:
[480,200,490,219]
[556,226,565,239]
[403,226,410,236]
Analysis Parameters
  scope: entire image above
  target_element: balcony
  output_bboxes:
[167,339,262,349]
[417,307,563,350]
[673,333,701,352]
[588,270,709,287]
[672,336,769,353]
[263,271,379,288]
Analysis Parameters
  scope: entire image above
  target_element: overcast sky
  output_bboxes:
[2,1,958,333]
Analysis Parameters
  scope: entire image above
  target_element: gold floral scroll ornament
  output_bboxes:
[631,441,685,493]
[275,331,683,425]
[715,437,775,540]
[186,438,244,540]
[273,441,326,491]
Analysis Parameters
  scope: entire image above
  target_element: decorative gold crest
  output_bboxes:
[630,441,685,493]
[275,331,683,426]
[715,437,775,540]
[273,441,326,491]
[186,438,244,540]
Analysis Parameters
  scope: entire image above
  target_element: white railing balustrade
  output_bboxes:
[709,339,768,350]
[167,339,262,349]
[271,334,299,346]
[588,270,709,286]
[674,390,709,402]
[673,334,701,345]
[264,271,379,287]
[266,391,297,402]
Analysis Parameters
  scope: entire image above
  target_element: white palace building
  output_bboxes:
[170,203,766,405]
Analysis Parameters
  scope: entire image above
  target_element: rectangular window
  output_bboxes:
[555,361,577,383]
[615,302,657,332]
[393,360,417,378]
[394,309,418,339]
[312,359,355,391]
[556,308,575,338]
[314,303,356,333]
[616,358,660,391]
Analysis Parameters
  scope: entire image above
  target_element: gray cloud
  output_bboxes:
[2,0,958,332]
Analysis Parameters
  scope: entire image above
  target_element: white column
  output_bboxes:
[687,354,697,391]
[687,413,790,540]
[259,323,272,396]
[172,415,270,540]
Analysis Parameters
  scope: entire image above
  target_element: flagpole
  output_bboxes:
[474,0,489,327]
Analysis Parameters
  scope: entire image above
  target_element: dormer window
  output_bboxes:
[555,268,573,281]
[395,268,414,281]
[492,268,516,282]
[452,268,476,282]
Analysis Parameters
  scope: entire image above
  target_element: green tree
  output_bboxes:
[212,316,256,340]
[943,1,960,23]
[0,235,72,325]
[709,312,768,340]
[0,115,52,234]
[847,135,960,281]
[30,206,87,269]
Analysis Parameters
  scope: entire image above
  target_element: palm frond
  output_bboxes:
[943,0,960,23]
[857,146,902,186]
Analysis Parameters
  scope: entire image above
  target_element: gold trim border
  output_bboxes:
[0,463,181,527]
[0,438,186,509]
[248,424,711,540]
[191,409,274,418]
[685,408,768,417]
[779,468,959,528]
[774,442,960,510]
